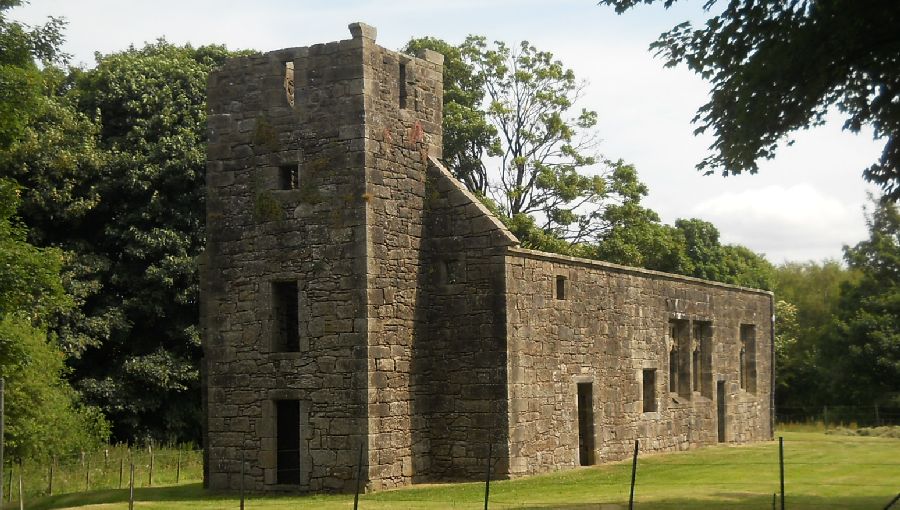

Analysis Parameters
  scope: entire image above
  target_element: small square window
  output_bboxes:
[278,164,299,190]
[555,275,567,300]
[445,259,463,284]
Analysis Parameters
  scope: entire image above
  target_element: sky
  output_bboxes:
[11,0,884,263]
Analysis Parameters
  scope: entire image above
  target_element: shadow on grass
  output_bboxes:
[20,483,334,510]
[507,493,900,510]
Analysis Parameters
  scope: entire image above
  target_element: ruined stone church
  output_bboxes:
[201,23,774,493]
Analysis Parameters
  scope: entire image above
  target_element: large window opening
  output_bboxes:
[272,281,299,352]
[740,324,757,393]
[693,321,713,398]
[642,369,657,413]
[276,399,301,484]
[668,323,677,393]
[669,319,691,398]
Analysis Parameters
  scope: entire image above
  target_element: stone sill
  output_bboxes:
[268,352,305,360]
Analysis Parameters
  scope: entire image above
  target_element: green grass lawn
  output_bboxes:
[13,431,900,510]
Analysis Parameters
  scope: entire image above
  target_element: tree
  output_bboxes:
[600,0,900,200]
[407,36,650,247]
[0,179,108,459]
[819,197,899,406]
[0,0,66,152]
[3,40,249,443]
[61,41,247,442]
[772,260,859,409]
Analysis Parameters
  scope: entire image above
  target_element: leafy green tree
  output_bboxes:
[4,41,248,443]
[0,179,108,459]
[0,0,66,152]
[60,41,246,442]
[820,197,900,406]
[600,0,900,200]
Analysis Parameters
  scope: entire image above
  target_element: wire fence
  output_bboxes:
[776,405,900,428]
[1,444,202,505]
[0,432,897,509]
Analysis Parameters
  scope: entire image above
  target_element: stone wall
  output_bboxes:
[414,158,517,481]
[504,248,774,477]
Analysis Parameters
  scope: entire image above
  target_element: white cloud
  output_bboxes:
[689,184,867,263]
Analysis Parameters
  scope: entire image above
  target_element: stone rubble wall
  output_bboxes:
[414,158,518,481]
[504,248,773,477]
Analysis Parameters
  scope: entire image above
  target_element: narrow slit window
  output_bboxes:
[555,275,567,300]
[668,322,677,393]
[284,61,295,107]
[272,281,299,352]
[399,61,408,109]
[642,369,657,413]
[278,164,299,190]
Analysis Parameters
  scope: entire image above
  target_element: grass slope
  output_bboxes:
[15,432,900,510]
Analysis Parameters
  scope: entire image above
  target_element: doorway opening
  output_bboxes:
[576,382,595,466]
[276,399,301,484]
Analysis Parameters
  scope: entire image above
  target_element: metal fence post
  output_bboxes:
[129,460,135,510]
[779,436,785,510]
[0,378,4,505]
[354,443,364,510]
[484,433,493,510]
[240,449,245,510]
[629,439,639,510]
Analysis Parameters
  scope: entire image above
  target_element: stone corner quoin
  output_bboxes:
[200,22,775,494]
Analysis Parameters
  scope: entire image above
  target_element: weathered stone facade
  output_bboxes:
[201,23,774,493]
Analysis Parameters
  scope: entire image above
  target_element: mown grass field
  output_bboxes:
[12,431,900,510]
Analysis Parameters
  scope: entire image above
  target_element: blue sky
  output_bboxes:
[12,0,883,262]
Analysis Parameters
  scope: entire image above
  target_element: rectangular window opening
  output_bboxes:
[668,319,691,398]
[642,369,657,413]
[272,281,299,352]
[692,321,714,397]
[275,399,301,485]
[443,259,463,284]
[278,164,299,190]
[556,275,567,300]
[740,324,757,393]
[576,382,595,466]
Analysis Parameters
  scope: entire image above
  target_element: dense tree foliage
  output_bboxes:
[0,178,108,459]
[2,36,249,442]
[0,0,107,459]
[820,198,900,406]
[600,0,900,200]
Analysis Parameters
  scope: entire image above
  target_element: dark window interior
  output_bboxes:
[273,281,299,352]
